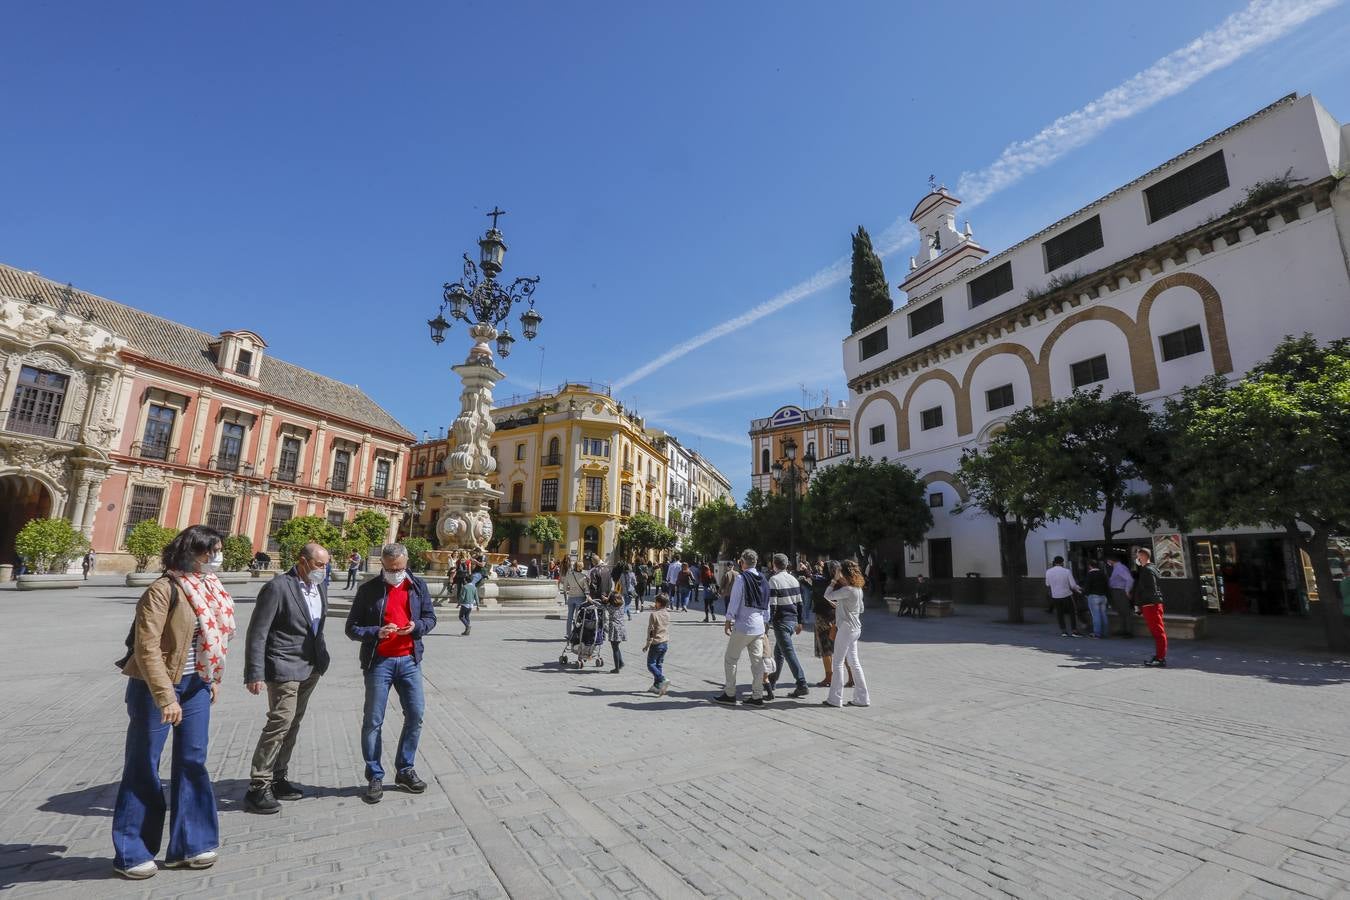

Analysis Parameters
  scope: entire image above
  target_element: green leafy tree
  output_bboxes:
[616,512,676,562]
[124,519,177,573]
[488,511,529,555]
[343,510,390,558]
[1168,335,1350,651]
[221,534,254,572]
[802,458,931,590]
[955,420,1089,623]
[1043,388,1176,550]
[272,516,342,569]
[849,226,893,333]
[689,497,740,562]
[402,535,433,573]
[739,487,794,560]
[526,514,564,562]
[15,517,88,574]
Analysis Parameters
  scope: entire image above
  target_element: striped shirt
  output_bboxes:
[767,570,803,622]
[182,624,200,677]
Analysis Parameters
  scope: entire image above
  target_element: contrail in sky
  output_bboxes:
[611,0,1340,393]
[645,368,840,418]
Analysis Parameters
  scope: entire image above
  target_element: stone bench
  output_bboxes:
[1107,610,1206,639]
[883,596,954,618]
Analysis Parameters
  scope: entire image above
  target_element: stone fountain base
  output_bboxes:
[484,577,561,610]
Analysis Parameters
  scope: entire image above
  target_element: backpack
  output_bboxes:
[115,575,180,670]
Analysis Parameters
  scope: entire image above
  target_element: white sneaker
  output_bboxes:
[657,680,670,696]
[114,860,158,879]
[164,850,218,869]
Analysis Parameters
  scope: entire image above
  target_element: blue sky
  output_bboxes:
[4,1,1349,499]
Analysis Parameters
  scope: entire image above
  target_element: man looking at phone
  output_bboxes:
[345,543,437,805]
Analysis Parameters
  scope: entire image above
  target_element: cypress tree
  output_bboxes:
[849,226,893,333]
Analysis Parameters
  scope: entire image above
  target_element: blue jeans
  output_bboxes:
[113,674,217,868]
[1087,594,1109,638]
[458,606,472,629]
[646,642,668,685]
[623,591,634,619]
[565,596,585,637]
[677,585,692,610]
[770,618,808,688]
[361,655,425,781]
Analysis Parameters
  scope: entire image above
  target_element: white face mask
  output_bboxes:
[383,569,406,586]
[306,566,326,585]
[204,551,223,572]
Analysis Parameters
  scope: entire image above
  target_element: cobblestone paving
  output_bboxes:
[3,580,1350,898]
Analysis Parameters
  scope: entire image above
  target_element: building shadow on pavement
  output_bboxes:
[0,844,110,888]
[862,606,1350,686]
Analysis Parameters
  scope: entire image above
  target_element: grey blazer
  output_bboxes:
[244,569,331,683]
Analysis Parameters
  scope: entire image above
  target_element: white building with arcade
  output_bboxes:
[842,93,1350,616]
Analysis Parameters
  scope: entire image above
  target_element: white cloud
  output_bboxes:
[610,0,1341,394]
[647,415,751,449]
[644,368,841,417]
[955,0,1343,207]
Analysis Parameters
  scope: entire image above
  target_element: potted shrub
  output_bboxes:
[15,518,88,590]
[219,534,254,585]
[124,520,177,586]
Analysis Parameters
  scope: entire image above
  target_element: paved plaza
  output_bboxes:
[3,579,1350,899]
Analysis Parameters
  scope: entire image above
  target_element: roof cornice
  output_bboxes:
[848,176,1338,393]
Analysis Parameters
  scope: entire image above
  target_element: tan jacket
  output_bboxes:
[121,575,197,709]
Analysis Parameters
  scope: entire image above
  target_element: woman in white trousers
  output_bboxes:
[823,559,870,708]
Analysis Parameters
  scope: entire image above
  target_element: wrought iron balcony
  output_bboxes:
[328,475,350,492]
[210,455,242,473]
[646,474,658,488]
[132,440,177,463]
[622,460,634,475]
[272,466,300,484]
[371,486,390,499]
[508,501,525,513]
[541,452,562,466]
[2,411,80,442]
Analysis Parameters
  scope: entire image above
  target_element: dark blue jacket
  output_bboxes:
[345,574,437,670]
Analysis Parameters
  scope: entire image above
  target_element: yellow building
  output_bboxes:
[405,382,666,562]
[749,403,852,495]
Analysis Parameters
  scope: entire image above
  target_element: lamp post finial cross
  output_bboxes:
[486,206,507,229]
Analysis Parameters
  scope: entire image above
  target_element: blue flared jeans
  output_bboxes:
[112,674,217,868]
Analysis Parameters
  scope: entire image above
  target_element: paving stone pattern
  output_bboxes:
[2,580,1350,898]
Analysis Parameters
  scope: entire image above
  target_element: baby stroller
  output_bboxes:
[560,598,606,669]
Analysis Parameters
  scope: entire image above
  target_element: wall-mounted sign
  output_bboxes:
[1152,533,1187,578]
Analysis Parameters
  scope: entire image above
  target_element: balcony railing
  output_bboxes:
[272,466,300,484]
[2,411,80,442]
[584,500,604,513]
[210,455,243,473]
[371,486,390,499]
[328,475,350,492]
[132,440,178,463]
[508,501,525,513]
[541,502,558,513]
[646,474,658,488]
[622,461,634,475]
[541,452,562,466]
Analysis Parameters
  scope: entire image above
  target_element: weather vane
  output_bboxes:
[928,174,937,191]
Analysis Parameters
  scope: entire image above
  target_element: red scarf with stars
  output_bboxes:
[170,571,237,684]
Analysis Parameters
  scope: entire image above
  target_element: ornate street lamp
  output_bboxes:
[772,435,815,567]
[426,207,543,558]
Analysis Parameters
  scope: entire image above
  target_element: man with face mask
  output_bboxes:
[242,542,332,815]
[345,542,437,804]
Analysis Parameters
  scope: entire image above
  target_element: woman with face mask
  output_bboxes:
[114,525,235,880]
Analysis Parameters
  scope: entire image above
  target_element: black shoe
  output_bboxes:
[1145,656,1168,668]
[743,697,765,706]
[272,776,303,801]
[244,785,281,815]
[790,685,810,698]
[712,693,737,705]
[764,689,775,701]
[395,769,427,794]
[364,778,383,804]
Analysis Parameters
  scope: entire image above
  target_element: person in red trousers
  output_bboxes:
[1133,547,1168,668]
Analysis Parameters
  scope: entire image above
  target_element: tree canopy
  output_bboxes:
[273,516,342,569]
[527,514,564,558]
[1168,335,1350,650]
[804,458,930,566]
[616,512,676,561]
[689,497,739,562]
[849,226,893,333]
[124,520,177,573]
[15,517,88,574]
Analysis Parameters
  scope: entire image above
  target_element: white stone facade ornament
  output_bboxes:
[435,324,504,553]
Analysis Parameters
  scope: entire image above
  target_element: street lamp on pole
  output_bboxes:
[770,436,817,567]
[426,208,543,557]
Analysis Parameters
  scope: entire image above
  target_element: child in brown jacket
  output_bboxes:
[643,592,671,695]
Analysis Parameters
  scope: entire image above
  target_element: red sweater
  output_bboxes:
[377,581,414,658]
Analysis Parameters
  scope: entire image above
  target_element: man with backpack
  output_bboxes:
[713,549,769,706]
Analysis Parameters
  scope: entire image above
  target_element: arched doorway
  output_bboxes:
[0,475,54,566]
[583,525,600,559]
